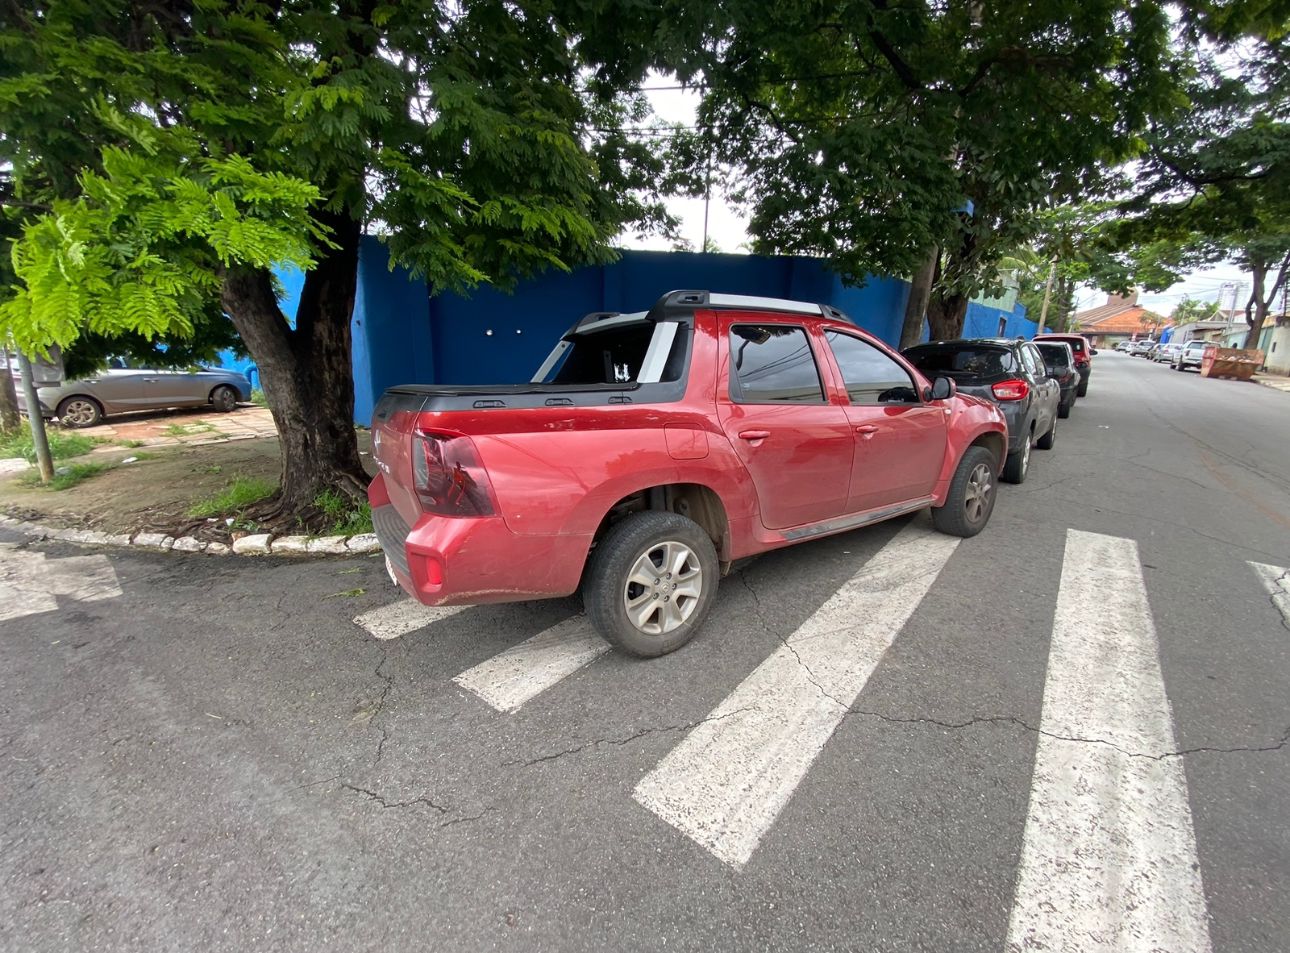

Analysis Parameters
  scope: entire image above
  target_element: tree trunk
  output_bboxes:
[0,347,21,433]
[926,292,970,342]
[219,212,368,530]
[899,248,938,349]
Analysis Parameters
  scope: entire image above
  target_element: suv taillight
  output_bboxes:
[412,430,497,517]
[992,379,1030,401]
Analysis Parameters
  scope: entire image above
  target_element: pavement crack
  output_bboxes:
[341,782,448,813]
[505,706,760,767]
[738,571,852,710]
[842,707,1290,761]
[368,649,396,767]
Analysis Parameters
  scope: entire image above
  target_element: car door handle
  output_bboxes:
[738,430,771,441]
[854,424,880,435]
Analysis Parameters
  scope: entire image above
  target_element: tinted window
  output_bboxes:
[541,320,688,385]
[729,325,824,403]
[825,330,919,404]
[904,344,1016,383]
[1035,343,1071,368]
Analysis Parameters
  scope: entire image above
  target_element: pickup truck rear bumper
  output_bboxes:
[370,477,591,606]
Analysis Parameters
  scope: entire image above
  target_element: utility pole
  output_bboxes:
[1037,256,1058,335]
[16,351,53,483]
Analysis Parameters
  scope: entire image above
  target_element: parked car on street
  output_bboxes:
[903,337,1060,485]
[1034,340,1078,418]
[1154,342,1183,364]
[1172,340,1216,372]
[369,290,1009,658]
[1115,341,1133,352]
[19,363,252,428]
[1128,339,1156,357]
[1033,332,1095,396]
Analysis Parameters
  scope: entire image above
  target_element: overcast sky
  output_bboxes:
[617,80,1261,321]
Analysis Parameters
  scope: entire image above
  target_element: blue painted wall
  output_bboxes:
[232,239,1030,422]
[215,265,306,391]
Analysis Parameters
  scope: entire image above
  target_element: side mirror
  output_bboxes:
[928,376,955,401]
[1090,347,1099,355]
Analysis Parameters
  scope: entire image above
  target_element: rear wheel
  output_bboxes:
[210,385,238,412]
[56,396,103,428]
[1076,376,1089,397]
[1002,433,1031,484]
[1057,394,1072,418]
[584,511,719,658]
[931,446,997,538]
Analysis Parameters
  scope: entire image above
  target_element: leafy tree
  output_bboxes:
[1170,295,1219,325]
[691,1,1179,344]
[1102,12,1290,348]
[0,1,696,526]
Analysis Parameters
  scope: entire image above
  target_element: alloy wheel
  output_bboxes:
[964,463,994,524]
[623,540,704,636]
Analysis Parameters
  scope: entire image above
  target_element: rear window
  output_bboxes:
[1035,344,1072,366]
[904,344,1017,383]
[534,318,688,385]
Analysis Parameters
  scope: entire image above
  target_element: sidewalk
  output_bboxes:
[82,405,278,452]
[1253,373,1290,394]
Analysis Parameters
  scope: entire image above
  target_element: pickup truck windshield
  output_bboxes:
[533,318,688,385]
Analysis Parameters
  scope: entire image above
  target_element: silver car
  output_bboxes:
[19,365,253,428]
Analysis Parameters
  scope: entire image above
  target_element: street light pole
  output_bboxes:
[16,350,53,483]
[1037,256,1058,334]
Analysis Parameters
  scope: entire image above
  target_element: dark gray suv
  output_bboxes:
[903,338,1060,484]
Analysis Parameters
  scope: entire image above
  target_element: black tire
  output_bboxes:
[1037,414,1057,450]
[931,446,997,538]
[584,511,719,658]
[210,385,238,412]
[56,396,103,428]
[1076,377,1089,397]
[1002,433,1031,484]
[1057,396,1072,419]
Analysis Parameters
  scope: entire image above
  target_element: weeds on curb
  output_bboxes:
[315,488,373,536]
[19,462,109,490]
[188,475,277,518]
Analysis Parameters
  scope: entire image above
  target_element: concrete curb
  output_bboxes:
[0,514,382,559]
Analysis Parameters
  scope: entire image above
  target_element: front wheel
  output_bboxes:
[210,385,238,412]
[1037,414,1057,450]
[1001,435,1031,484]
[931,446,997,538]
[56,396,103,428]
[584,511,719,658]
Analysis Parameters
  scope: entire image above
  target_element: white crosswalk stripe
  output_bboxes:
[1005,530,1212,953]
[452,615,611,712]
[0,544,121,622]
[1249,561,1289,628]
[632,523,960,868]
[353,599,467,640]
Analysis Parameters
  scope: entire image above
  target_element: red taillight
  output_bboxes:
[992,379,1029,401]
[411,430,497,517]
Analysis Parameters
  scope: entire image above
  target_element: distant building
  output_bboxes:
[1073,292,1166,347]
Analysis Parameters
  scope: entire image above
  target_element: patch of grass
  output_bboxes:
[314,488,373,536]
[250,389,269,407]
[194,464,223,475]
[18,462,109,491]
[163,420,217,437]
[326,587,366,599]
[117,439,146,448]
[187,475,277,518]
[0,423,97,463]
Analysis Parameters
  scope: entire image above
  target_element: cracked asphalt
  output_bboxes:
[3,352,1289,953]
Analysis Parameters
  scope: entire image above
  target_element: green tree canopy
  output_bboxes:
[0,0,700,524]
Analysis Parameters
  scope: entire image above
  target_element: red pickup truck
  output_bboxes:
[369,291,1007,657]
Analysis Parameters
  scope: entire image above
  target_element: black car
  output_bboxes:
[903,338,1061,484]
[1033,340,1078,419]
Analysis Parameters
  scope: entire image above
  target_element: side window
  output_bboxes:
[729,325,825,404]
[825,330,920,404]
[1020,345,1042,379]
